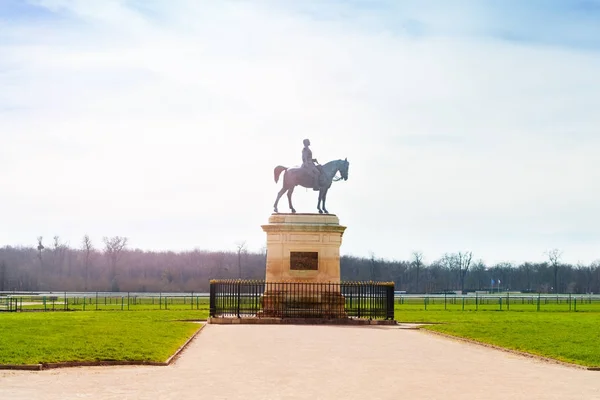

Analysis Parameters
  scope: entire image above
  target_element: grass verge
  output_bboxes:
[0,310,207,365]
[396,309,600,368]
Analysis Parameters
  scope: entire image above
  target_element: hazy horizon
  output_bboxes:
[1,1,599,266]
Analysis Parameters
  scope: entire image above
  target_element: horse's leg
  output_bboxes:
[317,189,323,214]
[322,189,329,214]
[273,187,287,213]
[287,187,296,213]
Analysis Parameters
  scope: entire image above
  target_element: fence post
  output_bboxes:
[574,297,577,312]
[537,294,541,311]
[462,297,465,311]
[121,296,124,310]
[236,282,241,318]
[499,297,502,311]
[476,293,478,311]
[387,284,395,320]
[424,296,427,311]
[83,296,86,311]
[569,294,572,312]
[356,286,361,318]
[507,292,510,311]
[444,292,447,310]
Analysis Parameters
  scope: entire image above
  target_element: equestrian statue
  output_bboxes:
[273,139,349,214]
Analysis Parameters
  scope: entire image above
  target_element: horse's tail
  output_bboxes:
[274,166,287,183]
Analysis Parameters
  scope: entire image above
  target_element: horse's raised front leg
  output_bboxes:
[287,187,296,213]
[317,189,323,214]
[273,187,286,213]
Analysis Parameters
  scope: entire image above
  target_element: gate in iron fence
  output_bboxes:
[209,280,395,320]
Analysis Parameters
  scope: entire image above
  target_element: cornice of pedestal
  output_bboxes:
[267,213,342,225]
[262,213,347,234]
[261,224,347,234]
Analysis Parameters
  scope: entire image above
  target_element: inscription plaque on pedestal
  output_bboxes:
[290,251,318,270]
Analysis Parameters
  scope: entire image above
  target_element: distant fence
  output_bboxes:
[209,280,395,320]
[2,291,600,314]
[395,293,600,312]
[0,297,18,312]
[0,291,210,312]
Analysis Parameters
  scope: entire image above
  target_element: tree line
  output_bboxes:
[1,236,599,294]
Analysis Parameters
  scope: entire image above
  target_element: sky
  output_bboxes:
[1,0,600,266]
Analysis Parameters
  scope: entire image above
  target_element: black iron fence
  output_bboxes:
[209,280,395,320]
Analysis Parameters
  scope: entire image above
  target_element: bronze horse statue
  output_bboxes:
[273,158,349,214]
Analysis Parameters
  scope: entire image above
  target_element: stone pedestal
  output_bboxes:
[261,213,346,283]
[260,213,347,318]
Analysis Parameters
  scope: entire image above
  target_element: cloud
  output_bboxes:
[0,0,599,265]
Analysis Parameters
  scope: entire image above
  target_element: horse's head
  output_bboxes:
[340,158,349,181]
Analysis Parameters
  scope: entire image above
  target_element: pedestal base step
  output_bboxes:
[260,290,346,319]
[208,317,397,325]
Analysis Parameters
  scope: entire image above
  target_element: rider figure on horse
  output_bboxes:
[302,139,321,190]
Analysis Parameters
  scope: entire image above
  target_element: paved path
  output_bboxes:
[1,325,599,399]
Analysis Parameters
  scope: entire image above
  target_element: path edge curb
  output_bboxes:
[165,322,206,365]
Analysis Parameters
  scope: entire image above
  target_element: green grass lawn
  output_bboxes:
[3,301,600,368]
[0,310,207,365]
[396,308,600,368]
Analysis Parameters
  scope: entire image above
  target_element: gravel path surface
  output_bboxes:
[1,324,598,399]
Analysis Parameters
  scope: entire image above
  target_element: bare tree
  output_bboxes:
[546,248,562,293]
[412,251,423,293]
[103,236,128,291]
[594,260,600,294]
[52,235,69,274]
[0,260,6,292]
[36,236,44,268]
[470,259,487,290]
[442,251,472,293]
[457,251,473,293]
[82,235,94,291]
[235,241,247,279]
[369,251,381,281]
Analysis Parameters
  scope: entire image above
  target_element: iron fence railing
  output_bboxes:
[209,280,395,320]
